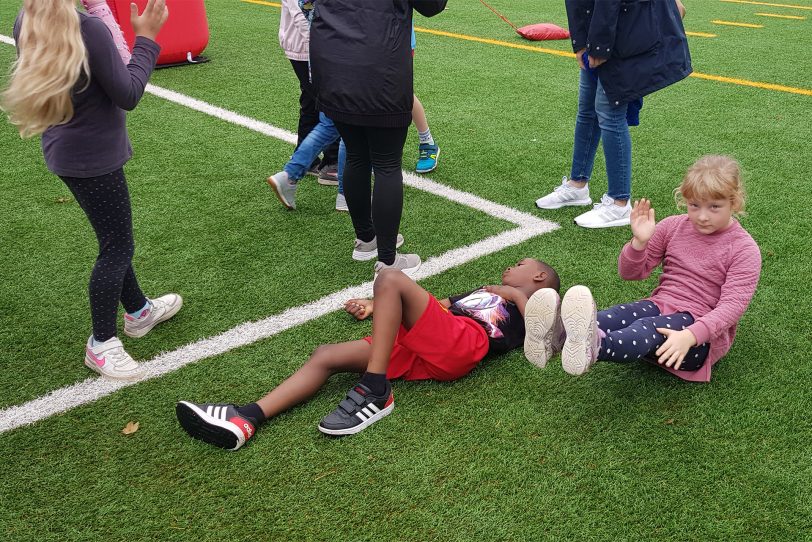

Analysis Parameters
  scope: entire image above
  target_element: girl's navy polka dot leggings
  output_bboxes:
[597,300,710,371]
[61,169,148,342]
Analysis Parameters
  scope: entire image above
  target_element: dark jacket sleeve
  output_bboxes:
[411,0,447,18]
[82,17,160,111]
[564,0,588,52]
[587,0,621,59]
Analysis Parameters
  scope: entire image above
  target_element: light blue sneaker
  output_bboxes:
[415,143,440,174]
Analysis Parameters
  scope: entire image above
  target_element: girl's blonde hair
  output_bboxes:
[1,0,89,138]
[675,155,746,215]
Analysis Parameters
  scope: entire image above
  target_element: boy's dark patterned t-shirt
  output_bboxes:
[448,288,525,354]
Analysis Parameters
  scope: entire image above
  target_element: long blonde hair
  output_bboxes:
[1,0,89,138]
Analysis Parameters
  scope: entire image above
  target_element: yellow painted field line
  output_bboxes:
[239,0,812,97]
[721,0,812,9]
[414,27,575,58]
[241,0,281,7]
[686,31,718,37]
[690,72,812,96]
[755,11,807,18]
[712,19,765,27]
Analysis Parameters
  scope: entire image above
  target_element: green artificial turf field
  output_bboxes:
[0,0,810,540]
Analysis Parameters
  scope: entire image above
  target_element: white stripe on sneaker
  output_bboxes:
[361,407,374,418]
[355,412,367,422]
[367,404,380,414]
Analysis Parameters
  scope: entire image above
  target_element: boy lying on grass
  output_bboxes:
[176,259,560,450]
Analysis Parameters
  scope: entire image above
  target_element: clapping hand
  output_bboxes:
[630,198,656,249]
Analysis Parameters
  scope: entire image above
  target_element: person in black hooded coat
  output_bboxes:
[309,0,447,276]
[534,0,691,230]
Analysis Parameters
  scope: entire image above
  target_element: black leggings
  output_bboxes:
[333,122,409,264]
[60,169,147,342]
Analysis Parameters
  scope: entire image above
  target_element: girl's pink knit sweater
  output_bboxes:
[618,214,761,382]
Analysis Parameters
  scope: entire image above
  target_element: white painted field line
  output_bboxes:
[0,222,554,433]
[0,35,558,433]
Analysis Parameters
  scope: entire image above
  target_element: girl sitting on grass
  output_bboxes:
[528,155,761,382]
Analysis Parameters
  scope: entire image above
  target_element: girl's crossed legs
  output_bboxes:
[597,300,709,371]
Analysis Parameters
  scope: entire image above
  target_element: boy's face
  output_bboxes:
[501,258,545,288]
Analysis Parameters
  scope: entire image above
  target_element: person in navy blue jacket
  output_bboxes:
[534,0,691,229]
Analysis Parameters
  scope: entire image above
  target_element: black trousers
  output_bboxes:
[60,169,147,341]
[334,122,409,264]
[289,59,339,165]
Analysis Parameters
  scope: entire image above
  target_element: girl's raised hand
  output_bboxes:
[131,0,169,41]
[345,299,373,320]
[630,198,656,248]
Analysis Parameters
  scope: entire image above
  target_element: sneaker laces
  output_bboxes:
[105,346,132,368]
[553,177,575,193]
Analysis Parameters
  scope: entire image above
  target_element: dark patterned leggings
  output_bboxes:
[60,169,147,342]
[597,300,710,371]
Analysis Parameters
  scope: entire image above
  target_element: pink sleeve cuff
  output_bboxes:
[687,321,711,346]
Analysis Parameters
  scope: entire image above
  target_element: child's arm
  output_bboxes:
[585,0,621,67]
[483,285,529,316]
[618,200,669,281]
[81,0,131,64]
[685,242,762,348]
[287,0,311,35]
[84,0,166,111]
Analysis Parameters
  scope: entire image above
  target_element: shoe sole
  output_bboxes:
[318,177,339,186]
[124,296,184,338]
[352,235,405,261]
[535,198,592,210]
[574,216,631,228]
[415,147,440,174]
[317,402,394,436]
[335,206,349,212]
[560,286,597,376]
[176,401,244,451]
[267,176,296,210]
[523,289,560,369]
[84,356,143,380]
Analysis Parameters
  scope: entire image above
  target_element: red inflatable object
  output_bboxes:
[105,0,210,66]
[515,23,570,42]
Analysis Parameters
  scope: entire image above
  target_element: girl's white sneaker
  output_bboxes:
[84,336,142,380]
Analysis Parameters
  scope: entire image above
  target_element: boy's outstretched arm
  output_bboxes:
[484,285,529,316]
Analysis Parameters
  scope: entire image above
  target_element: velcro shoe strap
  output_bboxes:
[95,338,124,353]
[345,389,367,405]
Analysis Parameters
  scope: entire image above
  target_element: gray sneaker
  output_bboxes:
[523,288,565,369]
[317,163,339,186]
[374,253,421,278]
[123,294,183,338]
[335,193,349,212]
[352,234,405,261]
[267,171,298,210]
[560,285,600,376]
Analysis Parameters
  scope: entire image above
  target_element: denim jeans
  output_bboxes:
[284,112,341,181]
[337,138,346,196]
[570,69,632,201]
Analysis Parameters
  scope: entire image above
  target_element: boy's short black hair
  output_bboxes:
[534,259,560,293]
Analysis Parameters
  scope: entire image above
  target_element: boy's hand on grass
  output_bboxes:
[345,299,373,320]
[630,198,656,250]
[655,328,697,369]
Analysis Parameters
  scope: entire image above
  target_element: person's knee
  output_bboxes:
[308,345,338,370]
[373,268,407,293]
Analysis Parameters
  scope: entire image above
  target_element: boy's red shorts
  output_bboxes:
[364,295,490,382]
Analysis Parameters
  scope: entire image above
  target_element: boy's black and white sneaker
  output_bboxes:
[318,383,394,436]
[176,401,256,451]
